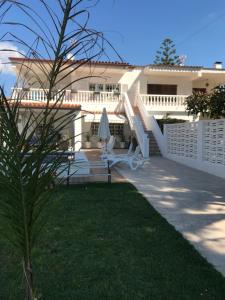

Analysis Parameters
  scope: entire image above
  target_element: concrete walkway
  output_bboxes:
[116,157,225,277]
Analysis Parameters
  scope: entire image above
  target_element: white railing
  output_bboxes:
[69,90,122,103]
[140,94,187,111]
[124,92,149,158]
[133,116,149,158]
[164,119,225,179]
[136,94,165,156]
[12,88,123,103]
[123,92,134,129]
[136,94,151,130]
[12,88,70,102]
[11,88,124,112]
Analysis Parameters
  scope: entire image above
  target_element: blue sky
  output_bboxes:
[1,0,225,93]
[88,0,225,67]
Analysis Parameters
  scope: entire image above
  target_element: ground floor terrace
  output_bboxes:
[18,107,133,152]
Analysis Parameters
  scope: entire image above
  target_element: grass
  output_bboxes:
[1,183,225,299]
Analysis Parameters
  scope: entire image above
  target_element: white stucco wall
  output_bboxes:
[139,75,193,95]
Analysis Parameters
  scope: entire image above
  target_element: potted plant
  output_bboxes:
[84,133,91,149]
[120,135,126,149]
[97,138,102,149]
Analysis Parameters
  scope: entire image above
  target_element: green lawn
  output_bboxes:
[1,183,225,299]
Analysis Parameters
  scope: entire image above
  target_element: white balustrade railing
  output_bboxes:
[140,94,187,111]
[11,88,122,103]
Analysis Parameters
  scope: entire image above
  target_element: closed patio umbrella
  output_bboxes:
[98,107,111,149]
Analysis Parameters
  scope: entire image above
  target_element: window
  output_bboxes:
[89,83,120,92]
[147,84,177,95]
[105,84,120,92]
[91,123,99,135]
[89,83,103,92]
[35,124,60,145]
[91,122,123,136]
[192,88,207,94]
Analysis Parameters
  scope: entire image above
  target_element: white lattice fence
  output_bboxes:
[167,122,198,159]
[164,119,225,179]
[203,119,225,165]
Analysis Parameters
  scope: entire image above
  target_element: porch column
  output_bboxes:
[73,112,82,151]
[18,114,23,134]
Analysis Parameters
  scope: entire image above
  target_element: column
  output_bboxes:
[73,112,82,151]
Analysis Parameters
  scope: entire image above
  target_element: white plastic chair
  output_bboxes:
[101,135,115,155]
[103,145,149,170]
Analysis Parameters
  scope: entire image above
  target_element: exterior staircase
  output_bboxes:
[146,131,161,156]
[133,106,161,156]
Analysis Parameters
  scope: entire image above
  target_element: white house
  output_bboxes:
[10,57,225,157]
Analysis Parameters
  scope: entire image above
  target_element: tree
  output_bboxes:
[209,85,225,118]
[185,92,210,118]
[154,38,181,66]
[0,0,119,298]
[185,87,225,119]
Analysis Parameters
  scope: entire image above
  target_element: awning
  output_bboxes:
[83,113,127,124]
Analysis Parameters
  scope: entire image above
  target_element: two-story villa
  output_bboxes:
[10,57,225,157]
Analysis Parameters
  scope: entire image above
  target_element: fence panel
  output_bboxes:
[164,119,225,179]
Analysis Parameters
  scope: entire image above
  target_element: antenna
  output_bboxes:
[179,55,187,66]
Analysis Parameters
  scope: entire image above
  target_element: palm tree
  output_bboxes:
[0,0,120,298]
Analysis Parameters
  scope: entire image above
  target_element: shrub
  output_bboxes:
[185,92,210,118]
[157,118,186,133]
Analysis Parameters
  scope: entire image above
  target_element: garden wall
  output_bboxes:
[164,119,225,179]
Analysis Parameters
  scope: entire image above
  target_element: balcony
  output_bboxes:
[140,94,187,112]
[11,88,124,113]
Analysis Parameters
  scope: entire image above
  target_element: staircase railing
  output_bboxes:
[136,94,151,130]
[133,116,149,158]
[123,92,134,130]
[136,94,165,156]
[124,93,149,158]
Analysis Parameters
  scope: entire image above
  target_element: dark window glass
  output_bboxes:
[91,122,123,136]
[192,88,207,94]
[147,84,177,95]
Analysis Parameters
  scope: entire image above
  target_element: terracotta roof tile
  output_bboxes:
[17,101,81,110]
[9,57,133,68]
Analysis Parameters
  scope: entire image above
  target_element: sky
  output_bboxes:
[1,0,225,93]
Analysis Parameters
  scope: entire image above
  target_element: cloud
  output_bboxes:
[207,12,217,20]
[0,42,23,74]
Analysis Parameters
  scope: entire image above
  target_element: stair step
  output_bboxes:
[132,106,161,156]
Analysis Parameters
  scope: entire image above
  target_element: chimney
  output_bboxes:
[214,61,223,69]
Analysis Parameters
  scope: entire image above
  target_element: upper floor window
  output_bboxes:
[89,83,120,93]
[192,88,207,94]
[89,83,104,92]
[147,84,177,95]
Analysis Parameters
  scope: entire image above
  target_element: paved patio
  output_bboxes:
[116,157,225,277]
